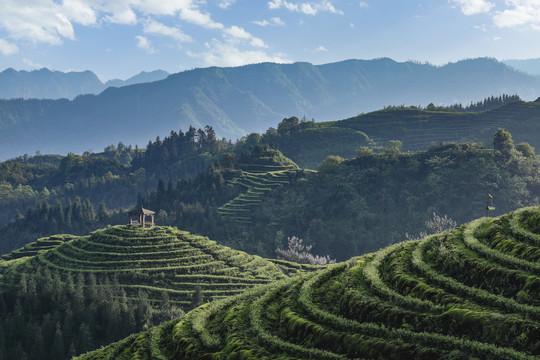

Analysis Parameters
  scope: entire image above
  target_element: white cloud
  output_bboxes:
[179,8,224,29]
[143,19,192,43]
[452,0,540,30]
[494,36,502,40]
[219,0,236,9]
[0,0,76,45]
[452,0,494,15]
[0,0,213,46]
[187,39,290,67]
[136,0,195,16]
[223,26,267,47]
[272,17,285,25]
[474,23,487,31]
[135,35,155,53]
[359,2,368,8]
[0,0,277,68]
[253,17,285,26]
[268,0,343,15]
[314,45,327,52]
[22,58,43,68]
[62,0,97,25]
[0,38,18,55]
[493,0,540,29]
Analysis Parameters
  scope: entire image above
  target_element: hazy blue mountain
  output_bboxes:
[503,58,540,76]
[0,68,170,100]
[104,70,169,88]
[0,68,103,99]
[0,57,539,160]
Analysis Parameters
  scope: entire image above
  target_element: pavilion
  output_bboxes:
[128,207,155,227]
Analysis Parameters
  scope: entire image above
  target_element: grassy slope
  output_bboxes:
[263,124,372,169]
[79,206,540,359]
[334,100,540,152]
[217,152,311,225]
[262,100,540,169]
[0,226,320,308]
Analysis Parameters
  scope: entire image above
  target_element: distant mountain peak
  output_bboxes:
[0,68,170,100]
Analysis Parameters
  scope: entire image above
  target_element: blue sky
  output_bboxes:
[0,0,539,81]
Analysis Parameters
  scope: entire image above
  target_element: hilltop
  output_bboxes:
[0,58,538,160]
[78,206,540,359]
[254,96,540,169]
[0,224,319,359]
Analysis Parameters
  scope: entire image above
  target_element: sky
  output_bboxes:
[0,0,539,81]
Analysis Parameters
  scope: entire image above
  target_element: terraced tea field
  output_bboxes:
[336,100,540,152]
[218,167,305,225]
[1,225,317,308]
[80,206,540,359]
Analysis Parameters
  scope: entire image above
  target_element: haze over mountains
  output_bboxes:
[503,58,540,76]
[0,68,169,100]
[1,57,539,160]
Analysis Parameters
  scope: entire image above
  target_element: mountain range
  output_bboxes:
[0,68,169,100]
[1,57,540,160]
[503,58,540,76]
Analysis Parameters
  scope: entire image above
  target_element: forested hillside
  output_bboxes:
[233,96,539,169]
[2,126,540,263]
[78,206,540,359]
[135,129,540,260]
[0,225,317,359]
[0,125,228,253]
[0,58,537,159]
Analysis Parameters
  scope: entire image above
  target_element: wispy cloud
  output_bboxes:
[493,0,540,29]
[313,45,328,52]
[474,24,487,32]
[187,39,290,67]
[359,2,368,8]
[135,35,155,54]
[179,7,224,29]
[0,0,224,46]
[268,0,343,15]
[143,19,192,43]
[219,0,236,9]
[452,0,540,30]
[253,17,285,26]
[223,26,267,48]
[22,58,43,68]
[0,38,18,55]
[451,0,494,15]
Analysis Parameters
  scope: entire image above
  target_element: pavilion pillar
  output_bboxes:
[142,214,145,228]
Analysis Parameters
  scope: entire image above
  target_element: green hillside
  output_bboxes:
[79,207,540,359]
[249,99,540,169]
[1,225,314,307]
[218,146,303,225]
[335,99,540,153]
[258,118,372,168]
[0,225,320,359]
[218,170,301,225]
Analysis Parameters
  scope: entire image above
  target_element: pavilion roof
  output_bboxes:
[128,207,155,216]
